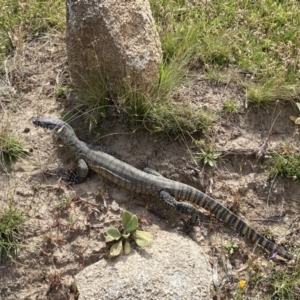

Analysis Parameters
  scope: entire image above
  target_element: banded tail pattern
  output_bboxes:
[191,190,292,260]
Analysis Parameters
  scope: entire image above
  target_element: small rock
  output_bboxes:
[110,200,120,212]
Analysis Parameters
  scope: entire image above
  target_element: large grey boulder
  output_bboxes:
[66,0,162,91]
[75,230,213,300]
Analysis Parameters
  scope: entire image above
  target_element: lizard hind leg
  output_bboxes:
[66,158,89,184]
[158,190,199,225]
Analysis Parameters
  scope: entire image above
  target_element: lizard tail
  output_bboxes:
[193,191,292,260]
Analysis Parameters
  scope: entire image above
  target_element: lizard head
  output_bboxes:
[33,117,74,138]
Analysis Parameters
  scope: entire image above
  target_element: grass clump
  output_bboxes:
[223,99,239,114]
[268,153,300,180]
[0,129,29,169]
[120,92,216,138]
[258,263,300,300]
[75,57,216,138]
[268,267,300,300]
[244,257,300,299]
[150,103,216,137]
[247,79,300,105]
[0,203,25,264]
[55,85,70,99]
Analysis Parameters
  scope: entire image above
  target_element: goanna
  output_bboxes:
[33,117,292,260]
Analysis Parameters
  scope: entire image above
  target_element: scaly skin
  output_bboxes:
[33,117,292,260]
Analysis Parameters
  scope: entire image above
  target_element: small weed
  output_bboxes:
[105,210,153,257]
[0,128,29,169]
[223,99,239,114]
[268,264,300,300]
[55,198,73,211]
[66,216,77,231]
[246,258,300,299]
[195,147,221,167]
[268,153,300,180]
[69,281,79,299]
[45,268,66,296]
[224,241,239,255]
[0,203,25,264]
[55,85,70,98]
[247,261,264,289]
[235,279,247,299]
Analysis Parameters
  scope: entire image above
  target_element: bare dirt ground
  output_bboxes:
[1,34,300,299]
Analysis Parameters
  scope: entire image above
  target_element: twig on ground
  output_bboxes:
[267,172,277,207]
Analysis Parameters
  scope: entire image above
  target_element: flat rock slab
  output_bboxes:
[76,229,212,300]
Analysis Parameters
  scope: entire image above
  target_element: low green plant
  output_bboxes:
[268,153,300,180]
[150,103,216,137]
[55,197,73,211]
[246,261,300,299]
[224,241,239,255]
[223,99,238,114]
[267,263,300,300]
[195,147,221,167]
[0,203,25,263]
[247,80,300,106]
[55,85,70,98]
[0,130,29,169]
[105,210,153,257]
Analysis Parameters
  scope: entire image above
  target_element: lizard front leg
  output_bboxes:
[67,158,89,184]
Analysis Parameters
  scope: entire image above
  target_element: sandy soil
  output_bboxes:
[0,34,299,299]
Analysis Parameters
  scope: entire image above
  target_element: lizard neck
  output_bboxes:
[58,130,89,155]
